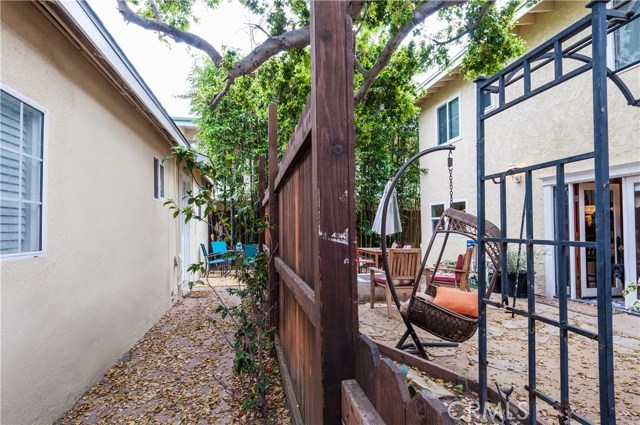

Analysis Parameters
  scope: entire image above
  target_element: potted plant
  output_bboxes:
[494,247,528,298]
[507,247,528,298]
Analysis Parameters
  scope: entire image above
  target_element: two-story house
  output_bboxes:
[417,0,639,308]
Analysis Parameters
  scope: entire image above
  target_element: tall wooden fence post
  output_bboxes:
[310,1,357,422]
[258,155,265,250]
[268,103,280,331]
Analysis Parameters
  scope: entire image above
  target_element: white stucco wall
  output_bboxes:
[418,1,640,295]
[0,3,195,423]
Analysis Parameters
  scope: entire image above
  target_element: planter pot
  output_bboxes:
[494,272,528,298]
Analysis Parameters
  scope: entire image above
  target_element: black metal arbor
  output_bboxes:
[476,1,639,424]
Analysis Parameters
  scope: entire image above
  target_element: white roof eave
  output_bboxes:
[37,0,189,148]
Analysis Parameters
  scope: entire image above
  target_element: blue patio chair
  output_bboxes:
[243,244,259,266]
[211,241,235,275]
[200,243,226,277]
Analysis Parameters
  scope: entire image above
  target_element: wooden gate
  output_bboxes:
[261,1,358,423]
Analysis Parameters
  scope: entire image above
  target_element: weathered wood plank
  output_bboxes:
[375,358,410,425]
[258,155,265,250]
[261,192,269,208]
[342,380,385,425]
[268,102,280,330]
[375,342,462,384]
[274,103,312,191]
[406,391,455,425]
[275,334,304,425]
[310,1,357,423]
[355,334,381,406]
[275,256,317,328]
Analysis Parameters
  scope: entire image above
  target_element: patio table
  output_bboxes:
[358,247,383,268]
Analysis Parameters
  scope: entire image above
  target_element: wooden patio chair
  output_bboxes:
[370,248,421,318]
[425,247,473,292]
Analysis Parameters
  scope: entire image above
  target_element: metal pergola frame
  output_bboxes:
[475,1,640,424]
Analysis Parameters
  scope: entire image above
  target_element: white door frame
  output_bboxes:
[542,161,640,299]
[622,175,640,308]
[180,175,192,287]
[577,182,622,297]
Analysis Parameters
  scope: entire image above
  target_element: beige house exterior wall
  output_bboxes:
[418,1,640,300]
[0,3,206,423]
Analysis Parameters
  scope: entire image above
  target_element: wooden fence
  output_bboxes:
[260,1,358,423]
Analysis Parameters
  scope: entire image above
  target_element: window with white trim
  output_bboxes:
[482,91,494,111]
[431,200,467,231]
[436,96,460,145]
[614,16,640,70]
[1,89,45,256]
[153,157,164,200]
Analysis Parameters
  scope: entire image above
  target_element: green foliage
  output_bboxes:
[213,248,277,415]
[622,279,640,312]
[460,0,528,79]
[159,0,530,246]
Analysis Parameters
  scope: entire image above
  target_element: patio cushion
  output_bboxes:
[373,274,412,286]
[432,287,478,318]
[432,274,456,283]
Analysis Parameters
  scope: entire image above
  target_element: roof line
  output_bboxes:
[37,0,189,148]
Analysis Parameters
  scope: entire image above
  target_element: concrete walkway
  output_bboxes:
[56,284,242,424]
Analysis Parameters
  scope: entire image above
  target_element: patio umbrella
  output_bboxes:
[372,179,402,235]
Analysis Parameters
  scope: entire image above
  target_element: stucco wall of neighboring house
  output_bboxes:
[418,1,640,295]
[0,3,185,423]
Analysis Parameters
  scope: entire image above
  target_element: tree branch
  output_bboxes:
[428,2,494,45]
[210,78,233,110]
[354,59,369,78]
[148,0,162,21]
[354,0,460,105]
[116,0,223,66]
[225,27,310,81]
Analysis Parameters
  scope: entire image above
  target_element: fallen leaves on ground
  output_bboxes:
[56,287,289,424]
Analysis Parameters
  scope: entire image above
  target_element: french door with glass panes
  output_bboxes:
[578,183,623,297]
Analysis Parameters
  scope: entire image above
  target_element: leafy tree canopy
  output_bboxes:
[136,0,529,245]
[118,0,528,109]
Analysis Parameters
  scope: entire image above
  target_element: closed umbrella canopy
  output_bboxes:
[372,179,402,235]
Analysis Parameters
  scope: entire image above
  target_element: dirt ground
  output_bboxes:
[56,279,289,425]
[55,274,638,424]
[359,291,640,425]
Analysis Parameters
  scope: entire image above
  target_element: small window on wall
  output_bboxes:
[154,157,164,199]
[431,201,467,231]
[1,88,45,257]
[437,96,460,145]
[451,201,466,212]
[613,2,640,70]
[482,91,494,111]
[431,203,445,230]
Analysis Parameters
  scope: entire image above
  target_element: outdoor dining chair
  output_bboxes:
[200,243,227,277]
[369,248,422,318]
[211,241,235,276]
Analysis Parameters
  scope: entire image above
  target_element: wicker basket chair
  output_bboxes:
[386,208,502,356]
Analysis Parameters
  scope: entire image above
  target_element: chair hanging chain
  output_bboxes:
[448,151,454,206]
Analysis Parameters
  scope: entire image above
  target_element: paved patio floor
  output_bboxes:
[359,290,640,424]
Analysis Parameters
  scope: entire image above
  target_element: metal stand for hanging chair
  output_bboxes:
[379,145,502,359]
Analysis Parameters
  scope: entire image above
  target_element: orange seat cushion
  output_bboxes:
[432,287,478,318]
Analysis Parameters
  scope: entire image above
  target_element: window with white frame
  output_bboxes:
[482,91,494,111]
[0,89,45,256]
[436,96,460,145]
[431,200,467,231]
[614,14,640,70]
[153,157,164,199]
